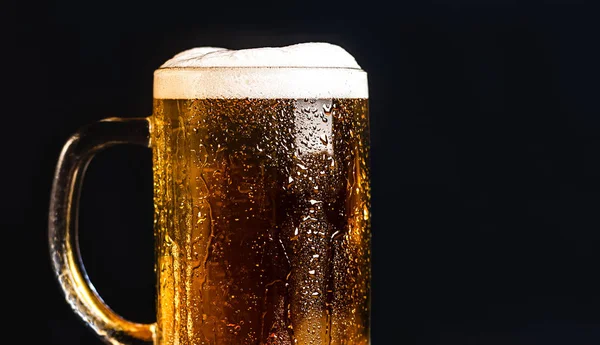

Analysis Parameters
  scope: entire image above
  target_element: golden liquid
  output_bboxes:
[151,98,371,345]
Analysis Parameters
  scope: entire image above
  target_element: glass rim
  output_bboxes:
[153,66,368,99]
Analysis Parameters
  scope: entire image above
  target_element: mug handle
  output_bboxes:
[48,117,156,344]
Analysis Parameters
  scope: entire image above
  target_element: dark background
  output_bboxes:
[9,0,600,344]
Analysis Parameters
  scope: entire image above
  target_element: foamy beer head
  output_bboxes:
[153,42,368,99]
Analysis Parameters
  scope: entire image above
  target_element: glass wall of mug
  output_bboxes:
[151,67,371,345]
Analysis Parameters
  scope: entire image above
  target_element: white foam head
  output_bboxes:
[153,42,368,99]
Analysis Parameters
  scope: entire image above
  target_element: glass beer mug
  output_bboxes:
[48,42,371,345]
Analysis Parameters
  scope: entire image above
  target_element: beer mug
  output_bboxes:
[49,42,371,345]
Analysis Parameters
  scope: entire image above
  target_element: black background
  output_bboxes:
[9,0,600,344]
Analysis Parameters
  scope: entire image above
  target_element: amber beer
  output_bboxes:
[152,69,371,345]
